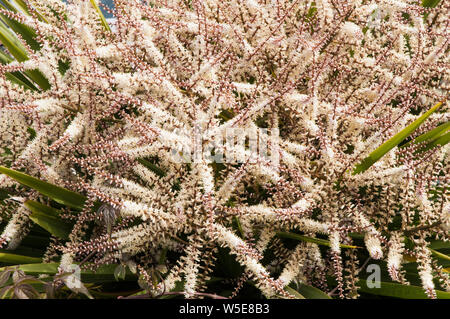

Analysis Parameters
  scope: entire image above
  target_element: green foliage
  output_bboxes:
[277,231,360,249]
[89,0,111,32]
[0,252,41,264]
[353,101,444,174]
[289,283,331,299]
[422,0,442,8]
[136,158,167,177]
[0,166,87,209]
[24,200,72,240]
[0,263,137,283]
[358,280,450,299]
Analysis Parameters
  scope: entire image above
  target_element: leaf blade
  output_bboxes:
[353,101,444,174]
[284,286,305,299]
[0,166,87,209]
[89,0,111,32]
[24,200,72,239]
[0,252,41,264]
[294,283,331,299]
[358,279,450,299]
[277,231,360,249]
[401,121,450,148]
[0,263,137,283]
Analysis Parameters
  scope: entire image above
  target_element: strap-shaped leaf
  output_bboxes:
[0,263,136,283]
[24,200,72,239]
[0,9,41,51]
[415,131,450,154]
[19,69,50,90]
[0,252,41,264]
[0,16,50,89]
[89,0,111,32]
[430,249,450,262]
[0,49,40,90]
[290,283,331,299]
[0,20,28,61]
[422,0,442,8]
[284,286,305,299]
[137,158,166,177]
[277,231,360,249]
[358,279,450,299]
[353,101,444,174]
[429,240,450,250]
[0,166,86,209]
[401,121,449,148]
[7,0,48,23]
[1,69,37,89]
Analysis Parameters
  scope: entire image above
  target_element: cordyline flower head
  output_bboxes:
[0,0,448,299]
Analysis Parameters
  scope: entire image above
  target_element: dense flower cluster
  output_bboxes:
[0,0,448,298]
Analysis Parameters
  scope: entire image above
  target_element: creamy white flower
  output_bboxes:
[341,22,362,38]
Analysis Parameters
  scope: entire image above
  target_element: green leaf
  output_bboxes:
[429,240,450,250]
[353,101,444,174]
[0,263,137,283]
[0,49,39,90]
[0,20,28,61]
[9,0,47,22]
[27,127,36,140]
[0,189,9,201]
[0,16,40,51]
[291,283,331,299]
[277,231,360,249]
[89,0,111,32]
[401,121,450,148]
[233,216,244,238]
[358,279,450,299]
[0,2,41,51]
[0,166,87,209]
[24,200,72,239]
[9,0,31,15]
[422,0,442,8]
[400,121,450,155]
[20,69,50,91]
[416,131,450,154]
[0,252,41,264]
[284,286,305,299]
[430,249,450,262]
[0,16,50,90]
[136,158,166,177]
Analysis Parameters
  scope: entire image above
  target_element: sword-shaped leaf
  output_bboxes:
[0,252,41,264]
[277,231,360,249]
[9,0,47,22]
[358,279,450,299]
[0,17,50,89]
[284,286,305,299]
[89,0,111,32]
[0,20,28,61]
[289,283,331,299]
[422,0,442,8]
[24,200,72,239]
[353,101,444,174]
[0,166,86,209]
[0,3,41,51]
[0,263,137,283]
[0,48,39,90]
[430,249,450,262]
[415,132,450,154]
